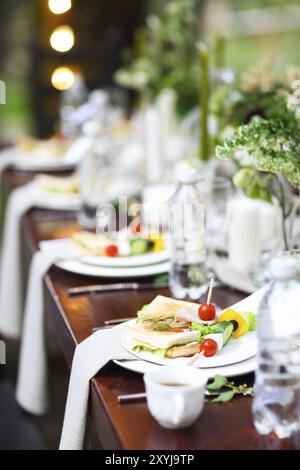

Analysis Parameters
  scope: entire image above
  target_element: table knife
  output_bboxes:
[68,282,168,297]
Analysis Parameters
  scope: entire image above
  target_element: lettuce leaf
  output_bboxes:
[240,312,256,331]
[153,348,167,359]
[191,322,209,335]
[152,322,172,331]
[191,321,226,335]
[133,344,167,358]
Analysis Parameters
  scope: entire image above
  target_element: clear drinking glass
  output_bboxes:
[198,176,234,280]
[78,136,112,230]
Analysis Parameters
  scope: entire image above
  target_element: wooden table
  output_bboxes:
[18,207,300,451]
[1,162,298,450]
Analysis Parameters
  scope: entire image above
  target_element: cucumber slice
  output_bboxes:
[130,238,149,255]
[205,323,233,350]
[221,323,234,345]
[192,320,230,336]
[213,321,233,335]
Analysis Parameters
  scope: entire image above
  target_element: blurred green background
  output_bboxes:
[0,0,300,141]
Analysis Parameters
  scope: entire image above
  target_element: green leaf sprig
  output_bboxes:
[216,117,300,188]
[207,375,254,403]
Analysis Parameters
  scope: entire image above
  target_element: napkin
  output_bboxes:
[15,239,74,414]
[0,148,14,182]
[0,182,79,338]
[15,250,62,414]
[215,257,257,294]
[0,184,37,337]
[59,329,132,450]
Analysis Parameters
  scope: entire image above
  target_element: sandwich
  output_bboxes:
[124,319,234,359]
[124,295,256,360]
[36,174,79,194]
[124,322,201,358]
[71,231,109,255]
[137,295,217,331]
[71,231,160,257]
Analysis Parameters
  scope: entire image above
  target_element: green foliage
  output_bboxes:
[207,375,228,391]
[212,390,235,403]
[216,117,300,188]
[233,168,273,203]
[115,0,202,116]
[211,59,300,140]
[214,63,300,250]
[207,375,253,403]
[153,272,169,284]
[212,87,296,131]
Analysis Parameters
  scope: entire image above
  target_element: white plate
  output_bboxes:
[55,258,170,278]
[114,286,267,376]
[30,184,81,211]
[8,148,76,172]
[113,356,257,379]
[121,319,257,368]
[81,250,169,268]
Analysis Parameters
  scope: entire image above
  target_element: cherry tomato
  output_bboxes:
[171,327,184,333]
[199,339,218,357]
[132,223,142,234]
[198,303,216,321]
[105,244,119,257]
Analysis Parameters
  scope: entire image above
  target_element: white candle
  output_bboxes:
[228,198,261,273]
[156,89,178,162]
[256,200,282,250]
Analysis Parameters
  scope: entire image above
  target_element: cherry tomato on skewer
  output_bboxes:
[132,222,142,234]
[199,339,218,357]
[198,303,216,321]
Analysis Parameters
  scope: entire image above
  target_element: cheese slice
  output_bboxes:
[175,307,217,326]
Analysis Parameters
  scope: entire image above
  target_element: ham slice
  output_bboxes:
[166,342,199,358]
[175,307,217,326]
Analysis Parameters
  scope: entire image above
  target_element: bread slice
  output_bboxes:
[71,231,109,255]
[125,322,200,350]
[137,295,199,322]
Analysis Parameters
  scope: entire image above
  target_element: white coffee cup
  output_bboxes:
[144,366,207,429]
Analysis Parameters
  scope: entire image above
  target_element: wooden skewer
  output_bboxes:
[187,350,205,366]
[188,278,216,366]
[206,277,214,305]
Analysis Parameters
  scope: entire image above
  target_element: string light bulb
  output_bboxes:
[51,67,75,90]
[50,25,75,53]
[48,0,72,15]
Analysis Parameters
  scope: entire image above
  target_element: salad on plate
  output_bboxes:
[71,224,165,258]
